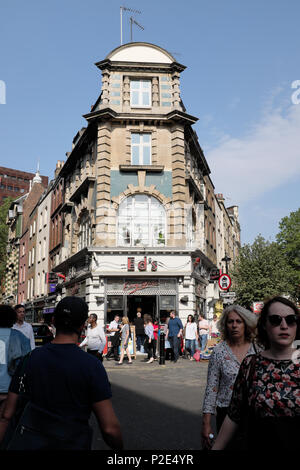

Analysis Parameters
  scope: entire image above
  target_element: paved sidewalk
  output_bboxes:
[91,355,215,450]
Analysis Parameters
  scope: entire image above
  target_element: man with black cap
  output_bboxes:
[0,297,123,450]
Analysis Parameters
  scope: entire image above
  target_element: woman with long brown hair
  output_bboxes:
[212,296,300,450]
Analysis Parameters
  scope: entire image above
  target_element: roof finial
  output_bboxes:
[32,160,42,184]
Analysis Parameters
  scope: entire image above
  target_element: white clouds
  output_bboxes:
[206,100,300,204]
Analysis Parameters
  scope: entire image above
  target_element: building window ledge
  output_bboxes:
[69,176,96,203]
[119,165,164,173]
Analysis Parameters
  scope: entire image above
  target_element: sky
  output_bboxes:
[0,0,299,245]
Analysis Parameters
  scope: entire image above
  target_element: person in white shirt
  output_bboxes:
[12,305,35,350]
[79,314,106,361]
[106,315,121,361]
[184,314,199,360]
[199,314,209,352]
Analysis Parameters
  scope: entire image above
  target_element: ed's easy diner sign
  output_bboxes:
[127,256,158,272]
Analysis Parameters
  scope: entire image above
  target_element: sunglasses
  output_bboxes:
[267,314,298,327]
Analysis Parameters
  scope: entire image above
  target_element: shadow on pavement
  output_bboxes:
[91,380,210,450]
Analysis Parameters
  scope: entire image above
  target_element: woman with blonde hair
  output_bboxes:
[117,317,132,365]
[201,304,259,449]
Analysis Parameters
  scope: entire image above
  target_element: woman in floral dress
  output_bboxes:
[212,296,300,450]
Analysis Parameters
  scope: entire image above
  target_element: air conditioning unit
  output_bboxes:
[17,205,23,214]
[8,210,14,219]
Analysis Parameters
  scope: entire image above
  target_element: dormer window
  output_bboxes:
[130,80,151,107]
[131,133,151,165]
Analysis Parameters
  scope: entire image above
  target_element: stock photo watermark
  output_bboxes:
[291,80,300,104]
[0,80,6,104]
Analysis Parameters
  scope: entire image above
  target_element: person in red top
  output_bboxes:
[153,321,159,360]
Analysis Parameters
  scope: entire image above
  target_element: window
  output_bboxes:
[43,237,46,259]
[38,241,42,262]
[130,80,151,107]
[78,213,92,251]
[131,133,151,165]
[118,195,166,247]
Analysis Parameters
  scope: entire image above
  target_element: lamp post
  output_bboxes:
[221,253,231,275]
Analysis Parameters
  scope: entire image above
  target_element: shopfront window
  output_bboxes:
[118,195,166,247]
[159,295,176,321]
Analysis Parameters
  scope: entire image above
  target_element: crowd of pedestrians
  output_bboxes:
[0,295,299,450]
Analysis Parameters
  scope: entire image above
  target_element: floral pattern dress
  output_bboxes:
[227,353,300,448]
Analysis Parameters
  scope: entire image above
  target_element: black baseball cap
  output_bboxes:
[54,297,89,331]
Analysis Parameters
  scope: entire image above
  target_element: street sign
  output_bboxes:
[218,273,232,290]
[220,291,236,297]
[209,268,222,282]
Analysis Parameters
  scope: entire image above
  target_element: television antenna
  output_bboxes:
[130,16,144,42]
[120,6,141,45]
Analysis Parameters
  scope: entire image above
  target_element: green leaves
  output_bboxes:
[276,208,300,301]
[231,234,295,309]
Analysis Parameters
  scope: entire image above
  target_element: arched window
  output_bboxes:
[118,195,166,247]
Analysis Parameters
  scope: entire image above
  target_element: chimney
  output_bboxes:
[54,160,64,178]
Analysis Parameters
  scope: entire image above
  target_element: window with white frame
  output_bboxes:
[130,80,151,107]
[131,133,151,165]
[118,195,166,247]
[78,213,92,251]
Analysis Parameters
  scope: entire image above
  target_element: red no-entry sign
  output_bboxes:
[218,273,232,290]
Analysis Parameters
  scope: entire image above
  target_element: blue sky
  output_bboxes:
[0,0,299,244]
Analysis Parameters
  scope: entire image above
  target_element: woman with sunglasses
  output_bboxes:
[212,296,300,450]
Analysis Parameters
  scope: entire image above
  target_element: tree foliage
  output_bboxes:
[276,208,300,301]
[231,235,293,309]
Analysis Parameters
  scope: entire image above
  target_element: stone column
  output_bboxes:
[170,125,186,247]
[95,122,115,246]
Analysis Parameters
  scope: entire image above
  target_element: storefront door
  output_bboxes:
[126,295,157,322]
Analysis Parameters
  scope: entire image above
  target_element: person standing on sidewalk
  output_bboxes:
[153,320,159,360]
[184,314,199,360]
[79,314,106,361]
[106,315,120,361]
[133,309,145,353]
[198,314,209,352]
[0,297,123,450]
[117,317,132,365]
[144,316,155,364]
[166,311,183,364]
[12,305,35,350]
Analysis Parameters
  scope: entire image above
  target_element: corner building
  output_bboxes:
[53,42,234,324]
